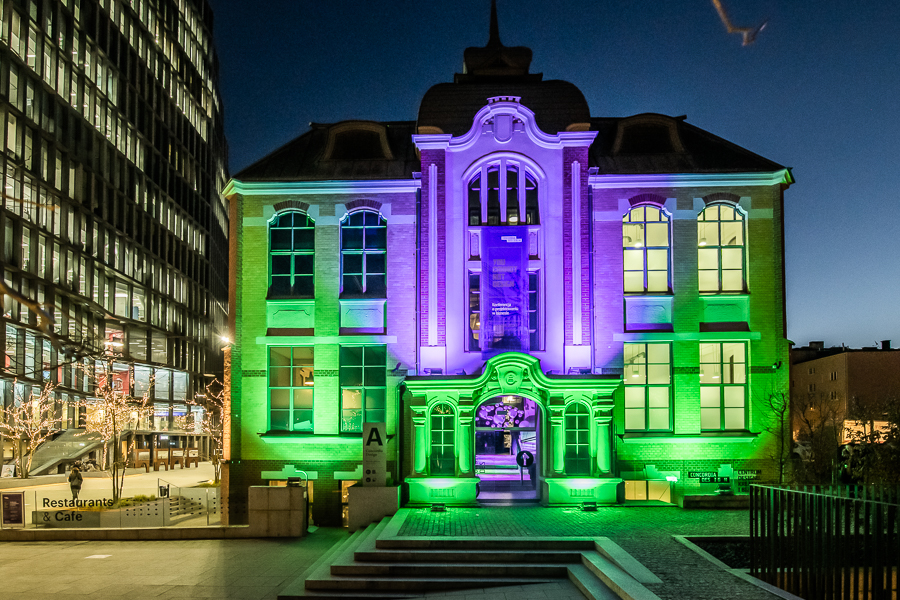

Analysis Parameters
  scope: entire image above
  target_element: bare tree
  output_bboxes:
[0,380,63,478]
[759,389,791,484]
[843,396,900,485]
[78,361,153,503]
[791,390,843,484]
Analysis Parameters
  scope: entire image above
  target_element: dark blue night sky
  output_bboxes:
[208,0,900,349]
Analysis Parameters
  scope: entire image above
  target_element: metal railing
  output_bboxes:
[750,484,900,600]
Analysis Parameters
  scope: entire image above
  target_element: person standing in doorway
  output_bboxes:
[68,465,83,501]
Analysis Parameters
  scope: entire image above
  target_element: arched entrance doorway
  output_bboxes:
[474,395,540,501]
[404,352,622,507]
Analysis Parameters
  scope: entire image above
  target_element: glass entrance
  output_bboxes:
[474,395,539,501]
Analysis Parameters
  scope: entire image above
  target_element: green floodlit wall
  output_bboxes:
[227,189,418,525]
[607,184,790,498]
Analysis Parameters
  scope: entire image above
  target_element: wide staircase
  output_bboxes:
[28,430,103,475]
[279,510,662,600]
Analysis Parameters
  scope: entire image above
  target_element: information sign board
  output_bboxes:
[1,492,25,528]
[362,422,387,487]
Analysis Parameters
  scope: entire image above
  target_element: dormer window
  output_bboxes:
[468,160,539,226]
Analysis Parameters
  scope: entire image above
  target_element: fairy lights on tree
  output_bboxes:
[78,351,154,504]
[0,381,63,478]
[190,379,226,484]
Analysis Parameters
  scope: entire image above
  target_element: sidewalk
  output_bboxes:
[0,500,782,600]
[0,462,217,492]
[0,527,347,600]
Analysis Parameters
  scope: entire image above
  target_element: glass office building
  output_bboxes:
[1,0,228,468]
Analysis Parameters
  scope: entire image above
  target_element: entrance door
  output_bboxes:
[474,395,539,501]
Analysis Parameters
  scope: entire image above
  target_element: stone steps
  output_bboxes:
[278,510,664,600]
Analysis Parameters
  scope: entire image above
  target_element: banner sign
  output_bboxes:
[362,422,386,487]
[481,226,529,358]
[1,492,25,528]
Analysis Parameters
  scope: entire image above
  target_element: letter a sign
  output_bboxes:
[363,422,387,487]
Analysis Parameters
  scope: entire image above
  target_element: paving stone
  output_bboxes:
[399,507,778,600]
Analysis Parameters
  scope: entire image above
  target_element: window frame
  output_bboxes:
[467,159,539,226]
[268,210,315,299]
[467,269,541,352]
[699,341,747,431]
[698,203,746,294]
[623,204,671,294]
[267,346,314,433]
[429,402,455,475]
[564,401,591,475]
[623,342,672,432]
[340,210,386,298]
[339,345,387,433]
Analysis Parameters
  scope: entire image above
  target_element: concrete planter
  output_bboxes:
[248,486,307,537]
[347,486,399,532]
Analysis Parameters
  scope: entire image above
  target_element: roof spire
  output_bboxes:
[488,0,501,47]
[459,0,535,81]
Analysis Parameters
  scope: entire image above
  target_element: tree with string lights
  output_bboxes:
[0,380,63,478]
[189,379,226,484]
[78,358,154,504]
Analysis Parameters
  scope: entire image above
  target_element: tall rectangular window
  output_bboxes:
[700,342,747,430]
[340,211,386,298]
[564,403,591,475]
[268,346,313,432]
[528,272,539,350]
[340,345,386,433]
[698,204,745,293]
[623,205,670,293]
[624,343,672,431]
[468,271,541,351]
[268,211,314,297]
[468,272,480,350]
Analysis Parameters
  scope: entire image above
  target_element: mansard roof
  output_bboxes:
[234,121,419,181]
[589,114,786,174]
[233,111,784,182]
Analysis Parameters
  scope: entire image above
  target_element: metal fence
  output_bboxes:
[750,484,900,600]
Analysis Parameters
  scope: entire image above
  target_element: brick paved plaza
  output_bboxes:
[401,507,781,600]
[0,506,785,600]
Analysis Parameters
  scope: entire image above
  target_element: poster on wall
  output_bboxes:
[1,492,25,528]
[481,226,529,359]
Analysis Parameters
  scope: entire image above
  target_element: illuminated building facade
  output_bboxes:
[225,10,792,525]
[0,0,229,466]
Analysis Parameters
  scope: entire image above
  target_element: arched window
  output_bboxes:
[623,205,670,293]
[564,402,591,475]
[698,204,745,293]
[269,211,314,298]
[467,160,539,226]
[430,402,455,475]
[340,210,386,298]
